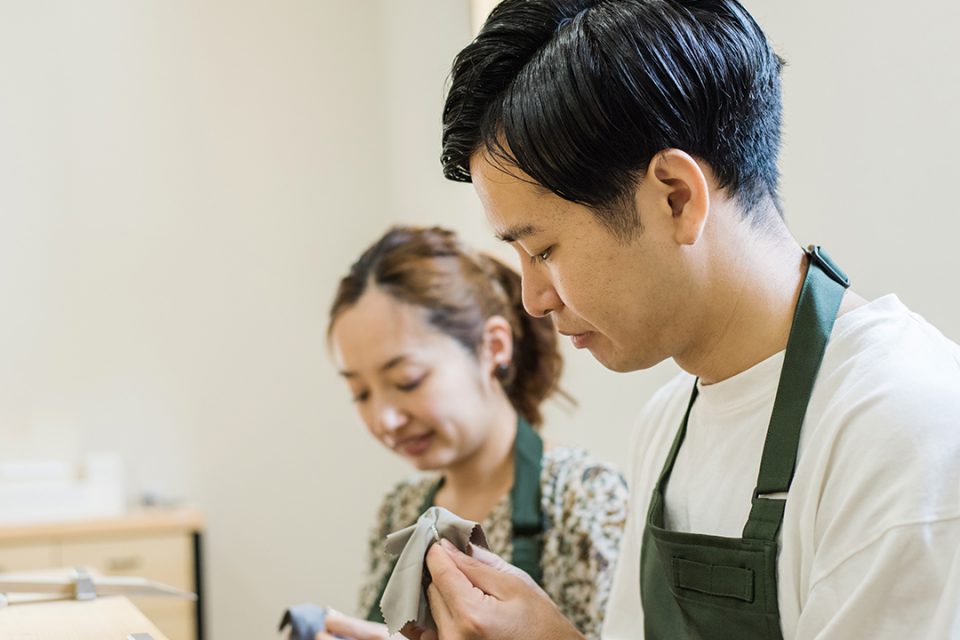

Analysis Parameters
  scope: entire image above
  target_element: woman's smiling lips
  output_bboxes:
[396,432,434,456]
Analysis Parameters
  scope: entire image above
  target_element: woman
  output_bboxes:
[317,226,626,640]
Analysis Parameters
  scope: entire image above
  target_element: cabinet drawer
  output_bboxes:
[60,533,196,640]
[60,533,192,589]
[0,543,58,573]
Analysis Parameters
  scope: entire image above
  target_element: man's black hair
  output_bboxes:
[442,0,785,236]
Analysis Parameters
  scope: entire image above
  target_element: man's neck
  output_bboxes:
[676,226,808,386]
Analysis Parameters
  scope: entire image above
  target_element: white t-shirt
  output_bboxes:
[603,295,960,639]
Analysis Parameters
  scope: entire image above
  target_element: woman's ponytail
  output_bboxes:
[479,255,563,426]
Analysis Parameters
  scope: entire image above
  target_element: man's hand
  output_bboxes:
[316,609,390,640]
[403,539,585,640]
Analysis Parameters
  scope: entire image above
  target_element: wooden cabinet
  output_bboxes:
[0,509,204,640]
[61,533,197,640]
[0,542,59,573]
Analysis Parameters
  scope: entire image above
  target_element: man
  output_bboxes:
[403,1,960,639]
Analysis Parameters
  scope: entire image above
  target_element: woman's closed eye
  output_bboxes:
[348,370,429,402]
[396,373,429,393]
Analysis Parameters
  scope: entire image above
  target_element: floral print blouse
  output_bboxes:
[357,447,629,640]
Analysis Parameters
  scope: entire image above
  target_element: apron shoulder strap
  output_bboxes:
[743,246,849,540]
[510,417,545,585]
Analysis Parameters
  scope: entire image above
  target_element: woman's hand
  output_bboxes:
[317,609,390,640]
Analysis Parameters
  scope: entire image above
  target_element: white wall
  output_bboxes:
[1,1,957,639]
[0,1,399,637]
[749,0,960,332]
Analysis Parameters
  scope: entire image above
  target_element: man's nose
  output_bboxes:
[520,262,562,318]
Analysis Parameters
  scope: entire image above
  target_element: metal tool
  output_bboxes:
[0,568,197,607]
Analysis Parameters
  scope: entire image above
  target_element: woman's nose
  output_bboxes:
[376,402,408,433]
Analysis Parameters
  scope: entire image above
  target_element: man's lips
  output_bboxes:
[559,329,594,349]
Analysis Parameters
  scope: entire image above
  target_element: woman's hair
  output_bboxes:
[329,225,563,426]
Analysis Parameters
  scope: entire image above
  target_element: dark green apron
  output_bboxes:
[366,416,545,622]
[640,246,850,639]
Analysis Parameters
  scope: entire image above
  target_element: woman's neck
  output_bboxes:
[435,399,518,521]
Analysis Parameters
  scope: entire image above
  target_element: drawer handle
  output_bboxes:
[107,556,142,572]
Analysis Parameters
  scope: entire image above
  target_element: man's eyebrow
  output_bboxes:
[339,355,409,378]
[496,224,541,243]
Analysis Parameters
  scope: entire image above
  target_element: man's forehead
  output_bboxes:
[468,151,580,246]
[470,151,548,192]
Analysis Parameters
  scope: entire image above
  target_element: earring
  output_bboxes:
[495,363,510,379]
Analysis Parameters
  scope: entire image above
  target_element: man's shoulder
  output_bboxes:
[827,294,959,373]
[815,294,960,427]
[798,298,960,528]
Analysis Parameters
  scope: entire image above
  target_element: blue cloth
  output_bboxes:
[278,603,344,640]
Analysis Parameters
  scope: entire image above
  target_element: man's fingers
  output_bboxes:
[426,580,456,630]
[425,542,486,603]
[465,543,539,589]
[438,540,522,599]
[465,542,510,569]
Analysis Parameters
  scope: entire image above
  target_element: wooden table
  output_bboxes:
[0,595,170,639]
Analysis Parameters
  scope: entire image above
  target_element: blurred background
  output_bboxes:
[0,0,957,638]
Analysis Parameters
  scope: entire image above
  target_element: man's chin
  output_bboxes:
[584,344,626,372]
[595,354,636,373]
[588,343,661,373]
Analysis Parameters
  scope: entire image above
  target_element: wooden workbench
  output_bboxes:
[0,595,170,639]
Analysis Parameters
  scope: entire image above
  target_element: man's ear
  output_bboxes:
[648,149,711,246]
[480,315,514,379]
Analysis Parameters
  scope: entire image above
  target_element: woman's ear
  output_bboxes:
[647,149,711,246]
[480,315,514,379]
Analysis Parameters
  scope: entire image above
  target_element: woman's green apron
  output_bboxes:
[366,416,545,622]
[640,246,850,639]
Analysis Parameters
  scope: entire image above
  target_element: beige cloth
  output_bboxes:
[379,506,488,635]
